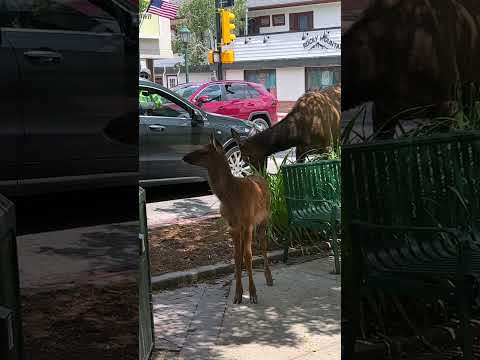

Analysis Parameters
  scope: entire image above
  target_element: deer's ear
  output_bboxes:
[208,133,216,146]
[231,128,241,142]
[213,136,223,152]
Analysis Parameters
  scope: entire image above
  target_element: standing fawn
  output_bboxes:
[232,84,341,170]
[182,134,273,304]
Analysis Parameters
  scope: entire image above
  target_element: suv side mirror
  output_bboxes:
[197,95,211,104]
[191,109,204,126]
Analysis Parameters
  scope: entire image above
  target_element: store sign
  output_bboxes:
[303,31,341,51]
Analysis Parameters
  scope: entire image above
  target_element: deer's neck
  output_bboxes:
[254,115,299,157]
[206,158,235,203]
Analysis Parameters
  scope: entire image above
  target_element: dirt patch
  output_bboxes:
[21,279,138,360]
[148,217,283,275]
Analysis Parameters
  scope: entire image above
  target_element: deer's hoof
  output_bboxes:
[250,293,258,304]
[234,290,243,304]
[265,272,273,286]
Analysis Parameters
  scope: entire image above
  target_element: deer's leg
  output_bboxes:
[231,227,244,304]
[243,224,257,304]
[296,146,305,163]
[257,220,273,286]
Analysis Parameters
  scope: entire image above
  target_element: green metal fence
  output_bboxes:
[139,187,154,360]
[0,194,23,360]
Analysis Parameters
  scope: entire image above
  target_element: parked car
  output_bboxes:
[0,0,138,198]
[139,79,257,186]
[0,2,140,359]
[172,80,278,131]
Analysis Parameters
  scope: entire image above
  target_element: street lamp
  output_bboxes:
[178,26,192,83]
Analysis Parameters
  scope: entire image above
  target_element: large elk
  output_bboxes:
[342,0,480,138]
[232,85,341,170]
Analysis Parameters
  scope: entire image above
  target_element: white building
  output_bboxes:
[140,13,174,81]
[224,0,341,110]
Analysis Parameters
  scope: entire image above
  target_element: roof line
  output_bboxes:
[248,0,339,11]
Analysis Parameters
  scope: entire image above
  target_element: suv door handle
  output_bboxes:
[148,125,165,132]
[24,50,63,64]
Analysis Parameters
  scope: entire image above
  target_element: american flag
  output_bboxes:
[147,0,179,20]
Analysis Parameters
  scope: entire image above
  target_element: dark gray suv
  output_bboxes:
[139,79,256,186]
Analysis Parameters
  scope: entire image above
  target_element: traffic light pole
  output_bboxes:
[215,0,223,80]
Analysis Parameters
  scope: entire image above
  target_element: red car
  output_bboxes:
[172,80,278,130]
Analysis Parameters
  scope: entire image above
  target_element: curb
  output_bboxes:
[148,213,220,229]
[151,247,324,291]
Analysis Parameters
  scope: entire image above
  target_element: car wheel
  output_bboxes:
[225,146,250,177]
[252,117,270,132]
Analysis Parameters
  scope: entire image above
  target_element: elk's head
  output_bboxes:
[182,133,226,170]
[231,128,267,172]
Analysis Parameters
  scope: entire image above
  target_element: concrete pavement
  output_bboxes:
[152,257,340,360]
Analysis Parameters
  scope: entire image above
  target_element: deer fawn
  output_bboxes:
[182,134,273,304]
[232,84,341,170]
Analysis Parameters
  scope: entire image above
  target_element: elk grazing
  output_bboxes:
[342,0,480,138]
[182,134,273,304]
[232,84,341,171]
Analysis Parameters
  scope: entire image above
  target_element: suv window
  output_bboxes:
[4,0,121,33]
[197,85,222,102]
[175,85,200,99]
[225,83,247,100]
[139,87,190,118]
[246,85,260,98]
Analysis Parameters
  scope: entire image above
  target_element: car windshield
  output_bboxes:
[174,85,200,99]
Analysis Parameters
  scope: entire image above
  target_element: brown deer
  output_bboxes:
[232,84,341,170]
[182,134,273,304]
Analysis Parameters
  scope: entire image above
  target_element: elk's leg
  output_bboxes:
[257,221,273,286]
[243,224,257,303]
[296,146,306,163]
[231,227,243,304]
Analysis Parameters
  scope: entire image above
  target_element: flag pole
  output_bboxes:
[140,0,152,29]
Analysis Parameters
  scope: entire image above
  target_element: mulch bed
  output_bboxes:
[21,279,138,360]
[148,217,283,275]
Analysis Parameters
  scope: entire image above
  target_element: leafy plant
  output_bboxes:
[173,0,246,67]
[251,151,336,253]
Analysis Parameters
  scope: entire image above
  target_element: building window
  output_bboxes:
[248,16,270,35]
[155,75,164,86]
[272,14,285,26]
[245,69,277,98]
[259,16,270,27]
[305,67,341,92]
[167,75,178,88]
[289,11,313,32]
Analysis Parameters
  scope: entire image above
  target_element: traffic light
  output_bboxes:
[220,9,236,45]
[221,50,235,64]
[208,50,214,64]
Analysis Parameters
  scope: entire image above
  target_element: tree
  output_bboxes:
[172,0,246,68]
[139,0,151,28]
[139,0,150,13]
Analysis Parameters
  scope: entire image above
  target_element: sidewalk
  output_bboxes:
[152,257,340,360]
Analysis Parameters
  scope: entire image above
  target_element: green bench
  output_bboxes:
[139,187,154,360]
[281,160,341,274]
[342,131,480,359]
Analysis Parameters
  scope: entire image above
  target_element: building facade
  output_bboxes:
[140,13,174,81]
[224,0,341,111]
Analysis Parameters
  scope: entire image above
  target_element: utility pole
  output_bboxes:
[215,0,223,80]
